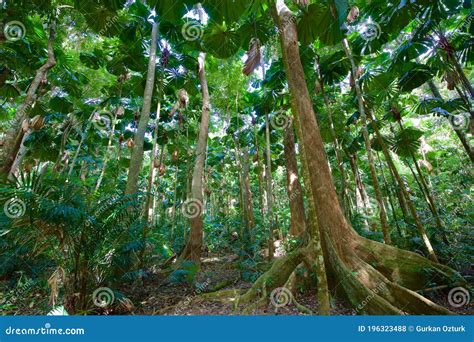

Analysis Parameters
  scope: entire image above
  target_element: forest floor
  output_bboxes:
[117,253,473,316]
[118,253,355,316]
[1,253,472,315]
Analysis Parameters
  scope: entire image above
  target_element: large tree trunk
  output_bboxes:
[292,116,330,315]
[1,20,57,178]
[125,21,158,195]
[342,39,391,244]
[316,61,349,217]
[239,0,464,315]
[179,4,210,264]
[283,125,306,236]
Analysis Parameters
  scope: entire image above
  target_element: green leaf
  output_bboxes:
[298,3,344,46]
[203,25,241,59]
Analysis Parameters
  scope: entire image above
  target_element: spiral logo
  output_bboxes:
[4,21,26,41]
[4,198,26,218]
[270,287,293,308]
[448,287,470,308]
[182,198,203,219]
[92,111,113,131]
[181,22,203,41]
[359,21,381,42]
[270,111,292,130]
[92,287,115,308]
[449,112,470,131]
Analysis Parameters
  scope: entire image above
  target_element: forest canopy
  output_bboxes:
[0,0,472,316]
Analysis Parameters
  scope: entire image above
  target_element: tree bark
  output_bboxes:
[125,21,158,195]
[283,125,306,236]
[315,60,349,217]
[179,3,210,264]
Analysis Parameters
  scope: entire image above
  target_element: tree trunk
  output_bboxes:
[346,151,370,227]
[179,3,210,264]
[1,19,57,178]
[316,61,349,217]
[292,115,330,315]
[367,110,439,262]
[242,146,255,234]
[264,108,275,260]
[342,39,391,244]
[242,0,464,315]
[376,152,403,238]
[145,98,162,222]
[125,21,158,195]
[283,125,306,236]
[253,116,266,218]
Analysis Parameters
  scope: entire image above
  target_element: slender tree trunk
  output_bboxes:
[253,116,266,218]
[179,4,210,264]
[1,19,57,178]
[376,152,402,238]
[242,146,255,234]
[264,108,275,260]
[283,125,306,236]
[346,151,370,223]
[125,21,158,195]
[145,98,162,222]
[342,39,391,244]
[367,110,439,262]
[396,121,448,242]
[171,166,179,243]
